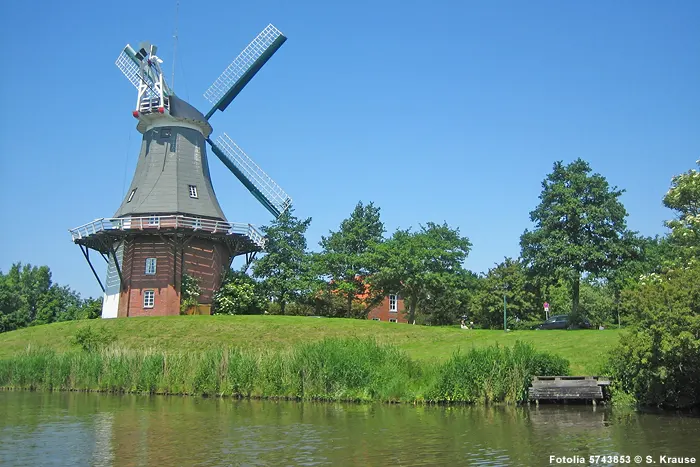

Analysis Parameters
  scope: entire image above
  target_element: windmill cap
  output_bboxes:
[168,94,213,137]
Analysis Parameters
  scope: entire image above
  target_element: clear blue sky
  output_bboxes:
[1,0,698,298]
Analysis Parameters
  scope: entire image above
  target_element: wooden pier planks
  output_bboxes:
[528,376,610,402]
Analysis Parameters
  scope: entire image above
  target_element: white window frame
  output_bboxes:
[145,258,157,275]
[193,217,202,230]
[143,290,155,308]
[189,185,198,199]
[148,216,160,227]
[389,318,397,323]
[127,189,136,203]
[389,294,398,312]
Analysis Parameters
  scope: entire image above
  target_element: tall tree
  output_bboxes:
[373,222,472,324]
[663,160,700,263]
[520,159,634,318]
[252,208,312,315]
[470,257,539,328]
[418,270,479,326]
[0,262,99,333]
[316,201,385,317]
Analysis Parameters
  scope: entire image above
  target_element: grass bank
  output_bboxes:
[0,316,620,374]
[0,338,569,404]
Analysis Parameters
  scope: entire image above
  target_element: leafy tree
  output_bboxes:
[577,281,615,328]
[0,262,100,332]
[663,160,700,263]
[214,271,266,315]
[520,159,634,319]
[608,261,700,409]
[252,208,312,315]
[417,270,479,326]
[75,297,103,320]
[315,201,385,317]
[606,234,669,326]
[470,258,539,328]
[373,222,472,324]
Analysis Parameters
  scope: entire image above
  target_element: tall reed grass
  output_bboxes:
[0,338,568,404]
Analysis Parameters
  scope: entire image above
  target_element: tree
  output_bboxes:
[214,271,266,315]
[520,159,634,319]
[373,222,472,324]
[417,270,479,326]
[0,262,100,333]
[663,160,700,263]
[315,201,385,317]
[470,258,539,328]
[609,260,700,409]
[577,281,615,328]
[252,208,312,315]
[606,234,669,326]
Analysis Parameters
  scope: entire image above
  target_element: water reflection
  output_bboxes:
[0,392,698,466]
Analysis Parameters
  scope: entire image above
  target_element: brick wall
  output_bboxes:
[116,235,230,317]
[367,295,409,323]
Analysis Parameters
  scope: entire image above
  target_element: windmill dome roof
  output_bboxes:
[169,94,213,136]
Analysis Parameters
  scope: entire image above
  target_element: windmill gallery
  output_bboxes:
[68,25,291,318]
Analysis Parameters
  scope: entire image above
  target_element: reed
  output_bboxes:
[0,339,568,404]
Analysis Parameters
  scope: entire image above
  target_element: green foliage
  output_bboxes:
[180,273,201,314]
[0,262,100,333]
[0,339,568,404]
[538,279,571,317]
[71,325,116,352]
[607,261,700,409]
[372,222,472,323]
[663,160,700,263]
[470,258,539,328]
[578,281,615,327]
[428,341,569,403]
[418,271,479,326]
[214,271,266,315]
[520,159,635,316]
[315,201,385,317]
[252,208,313,314]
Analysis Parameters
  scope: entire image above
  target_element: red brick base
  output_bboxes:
[117,236,230,317]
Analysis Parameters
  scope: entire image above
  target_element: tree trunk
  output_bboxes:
[408,296,418,324]
[347,294,353,318]
[571,276,580,316]
[280,300,286,315]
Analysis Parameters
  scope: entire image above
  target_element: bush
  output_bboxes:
[71,326,116,352]
[508,318,542,331]
[214,271,266,315]
[607,262,700,409]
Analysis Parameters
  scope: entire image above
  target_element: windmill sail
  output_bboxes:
[207,133,291,218]
[115,45,170,98]
[203,24,287,119]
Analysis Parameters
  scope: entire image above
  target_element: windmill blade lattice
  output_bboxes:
[115,46,165,99]
[203,24,286,119]
[208,133,291,218]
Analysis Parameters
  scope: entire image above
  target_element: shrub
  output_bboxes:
[71,326,116,352]
[607,262,700,409]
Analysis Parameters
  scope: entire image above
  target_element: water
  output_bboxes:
[0,391,698,466]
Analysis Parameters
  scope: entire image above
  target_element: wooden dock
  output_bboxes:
[528,376,611,403]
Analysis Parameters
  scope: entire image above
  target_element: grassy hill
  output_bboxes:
[0,315,622,374]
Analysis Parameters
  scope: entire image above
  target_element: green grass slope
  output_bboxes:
[0,316,621,374]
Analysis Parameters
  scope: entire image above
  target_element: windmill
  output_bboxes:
[69,24,291,318]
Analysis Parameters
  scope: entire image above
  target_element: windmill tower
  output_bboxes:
[69,25,291,318]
